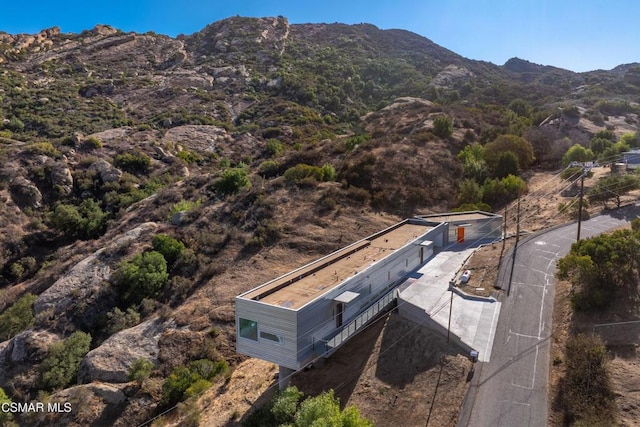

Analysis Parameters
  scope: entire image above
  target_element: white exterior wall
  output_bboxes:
[235,298,298,369]
[448,217,502,243]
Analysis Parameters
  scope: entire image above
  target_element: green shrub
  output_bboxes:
[106,307,141,335]
[345,134,370,151]
[320,163,336,181]
[265,139,284,156]
[161,365,196,405]
[9,256,37,280]
[244,386,371,427]
[214,168,251,195]
[82,136,103,149]
[271,386,304,425]
[128,358,154,385]
[169,199,202,218]
[188,359,228,380]
[432,115,453,138]
[284,163,335,185]
[114,150,152,174]
[0,387,13,424]
[39,331,91,391]
[161,359,229,406]
[183,379,212,399]
[114,251,169,305]
[176,150,202,164]
[258,160,280,178]
[561,334,615,425]
[25,141,60,158]
[50,199,108,240]
[152,234,186,266]
[0,293,37,341]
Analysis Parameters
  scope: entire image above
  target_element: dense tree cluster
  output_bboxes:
[244,386,372,427]
[557,219,640,311]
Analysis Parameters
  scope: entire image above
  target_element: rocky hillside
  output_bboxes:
[0,16,639,426]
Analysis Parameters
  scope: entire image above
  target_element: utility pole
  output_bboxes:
[507,196,521,297]
[498,204,508,271]
[576,167,586,242]
[447,287,454,343]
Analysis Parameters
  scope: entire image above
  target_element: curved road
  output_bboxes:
[458,205,640,426]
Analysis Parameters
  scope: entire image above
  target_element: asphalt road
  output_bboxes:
[458,204,640,427]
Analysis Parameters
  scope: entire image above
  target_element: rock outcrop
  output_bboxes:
[78,318,172,383]
[89,159,122,183]
[34,222,158,317]
[9,176,43,209]
[9,329,59,364]
[50,162,74,195]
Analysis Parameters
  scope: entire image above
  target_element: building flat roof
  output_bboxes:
[418,211,499,223]
[240,222,433,309]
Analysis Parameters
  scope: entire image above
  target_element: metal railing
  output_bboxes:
[325,288,397,351]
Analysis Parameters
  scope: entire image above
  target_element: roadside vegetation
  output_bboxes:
[553,218,640,425]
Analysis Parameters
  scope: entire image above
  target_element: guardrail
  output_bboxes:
[325,288,397,351]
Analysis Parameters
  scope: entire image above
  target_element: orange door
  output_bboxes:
[457,227,465,243]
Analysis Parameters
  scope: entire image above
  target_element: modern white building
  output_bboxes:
[235,211,501,387]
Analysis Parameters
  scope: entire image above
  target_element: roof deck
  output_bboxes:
[418,211,499,223]
[241,222,433,309]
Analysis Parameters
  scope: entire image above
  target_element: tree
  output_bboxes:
[483,135,535,173]
[458,143,489,183]
[432,115,453,138]
[590,137,613,155]
[494,151,519,178]
[295,390,372,427]
[587,174,640,208]
[0,293,37,341]
[457,143,485,164]
[271,386,304,425]
[214,168,251,195]
[457,179,483,206]
[51,199,108,240]
[39,331,91,390]
[619,131,640,148]
[482,175,526,206]
[508,98,530,117]
[152,234,185,266]
[114,251,169,304]
[562,144,594,166]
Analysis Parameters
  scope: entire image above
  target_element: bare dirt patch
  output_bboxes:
[290,312,473,427]
[457,239,515,298]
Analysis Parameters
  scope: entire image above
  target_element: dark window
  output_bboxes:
[336,302,344,328]
[239,318,258,341]
[260,331,280,343]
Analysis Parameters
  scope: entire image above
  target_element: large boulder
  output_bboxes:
[34,222,158,317]
[89,159,122,183]
[78,318,173,383]
[9,176,43,209]
[50,162,74,195]
[10,329,59,363]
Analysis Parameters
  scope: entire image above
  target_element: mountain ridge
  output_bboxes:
[0,15,638,426]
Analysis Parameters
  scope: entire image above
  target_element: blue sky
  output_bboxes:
[2,0,638,72]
